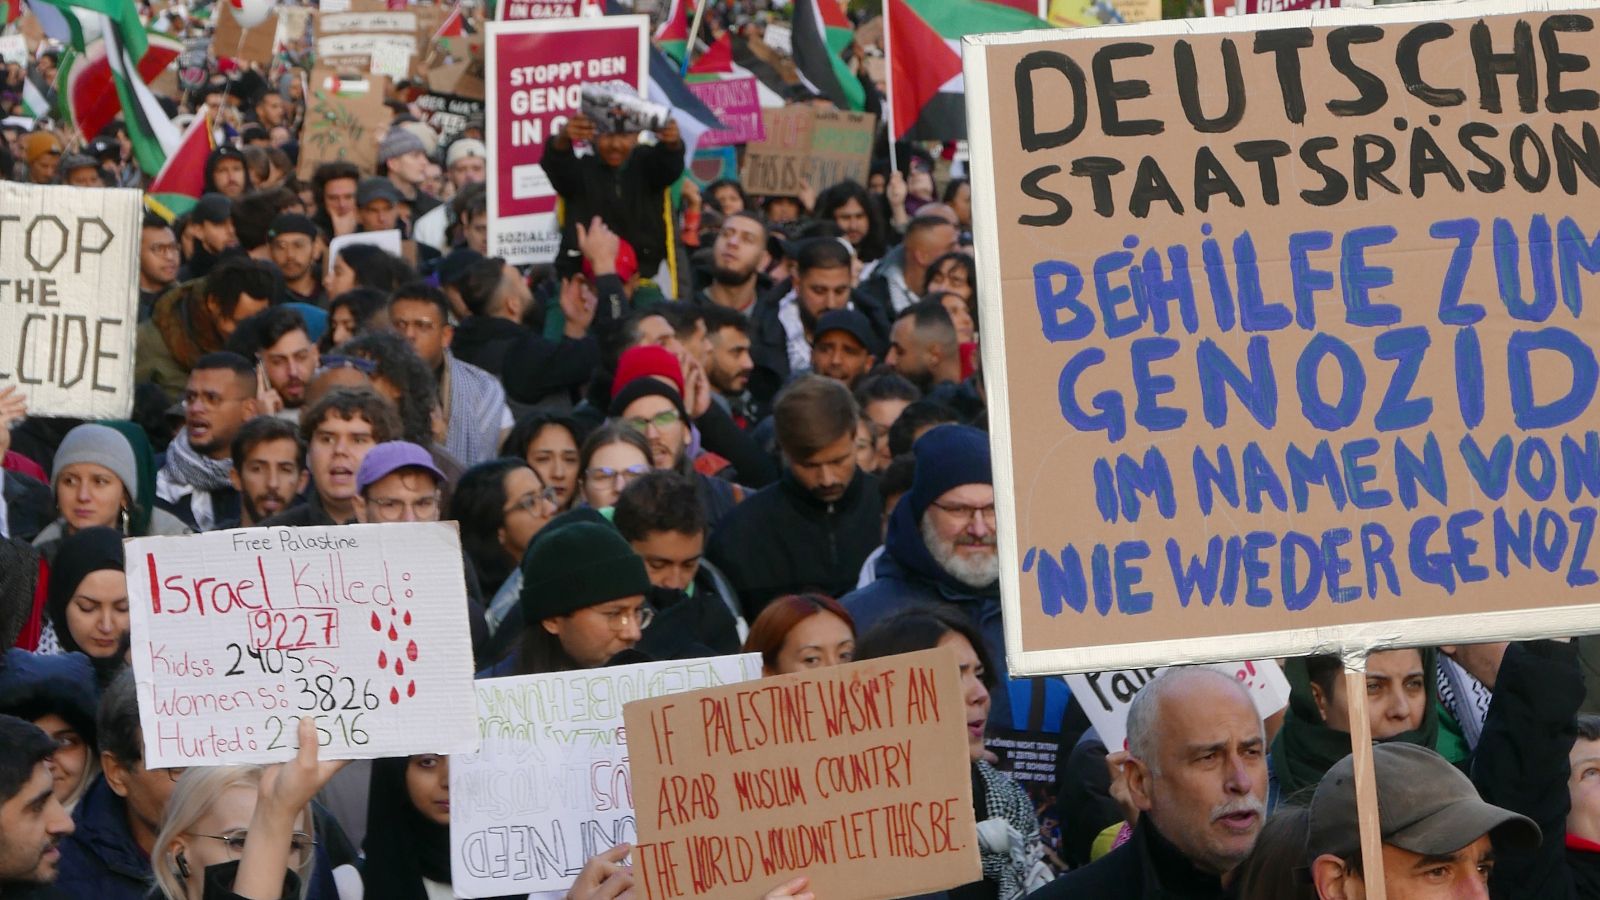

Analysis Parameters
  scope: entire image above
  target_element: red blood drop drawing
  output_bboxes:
[387,625,398,641]
[406,640,418,662]
[407,681,416,697]
[377,651,388,669]
[403,611,412,626]
[390,687,400,705]
[395,659,404,675]
[370,612,381,631]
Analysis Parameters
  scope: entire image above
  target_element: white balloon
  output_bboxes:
[227,0,274,30]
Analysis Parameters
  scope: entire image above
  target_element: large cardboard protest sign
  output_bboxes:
[486,16,647,265]
[0,183,140,419]
[450,655,763,898]
[297,72,390,180]
[965,0,1600,675]
[1065,660,1290,750]
[126,524,478,767]
[623,647,979,900]
[741,106,876,197]
[689,76,765,148]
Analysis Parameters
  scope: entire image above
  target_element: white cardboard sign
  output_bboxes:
[0,183,141,419]
[450,654,763,898]
[1065,660,1291,751]
[127,524,480,767]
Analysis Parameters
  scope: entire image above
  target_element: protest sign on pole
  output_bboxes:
[688,76,765,148]
[623,647,979,900]
[0,183,140,419]
[1064,660,1290,751]
[449,654,763,898]
[126,524,479,768]
[416,92,487,142]
[740,107,876,197]
[964,0,1600,679]
[485,15,647,265]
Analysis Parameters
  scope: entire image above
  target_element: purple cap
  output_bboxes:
[356,441,445,493]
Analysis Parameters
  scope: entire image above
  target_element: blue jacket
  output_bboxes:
[843,499,1070,734]
[57,775,151,900]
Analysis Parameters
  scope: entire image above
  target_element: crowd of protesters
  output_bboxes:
[3,0,1600,898]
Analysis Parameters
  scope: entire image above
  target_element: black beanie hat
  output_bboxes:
[608,378,689,425]
[518,521,651,623]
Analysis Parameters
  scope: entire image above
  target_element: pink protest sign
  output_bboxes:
[687,76,765,148]
[126,524,479,767]
[485,15,647,264]
[1206,0,1338,16]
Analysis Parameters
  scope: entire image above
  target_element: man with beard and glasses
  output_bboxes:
[229,416,308,527]
[707,376,880,618]
[155,353,257,531]
[0,714,75,899]
[1032,668,1269,900]
[251,307,319,423]
[266,213,325,306]
[695,211,771,314]
[846,424,1043,728]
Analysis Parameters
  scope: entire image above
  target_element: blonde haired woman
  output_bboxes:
[153,719,345,900]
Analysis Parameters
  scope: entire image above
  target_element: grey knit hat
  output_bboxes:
[377,127,428,165]
[52,424,138,495]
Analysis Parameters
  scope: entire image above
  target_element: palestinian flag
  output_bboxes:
[5,0,20,25]
[97,12,181,174]
[21,78,50,119]
[30,0,146,59]
[146,111,212,219]
[653,0,687,65]
[65,31,182,142]
[792,0,862,110]
[687,31,730,75]
[888,0,1045,140]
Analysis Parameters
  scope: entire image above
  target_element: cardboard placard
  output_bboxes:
[297,71,390,180]
[623,647,980,900]
[317,10,418,32]
[213,8,278,64]
[449,655,763,899]
[0,183,140,419]
[760,22,790,55]
[416,92,486,141]
[965,0,1600,676]
[0,34,28,66]
[315,32,417,61]
[370,43,413,80]
[688,76,765,148]
[740,106,876,197]
[1064,661,1290,751]
[126,524,479,767]
[486,16,648,265]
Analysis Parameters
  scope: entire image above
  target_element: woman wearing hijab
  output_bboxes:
[360,755,521,900]
[0,648,100,810]
[41,526,131,682]
[1270,647,1469,799]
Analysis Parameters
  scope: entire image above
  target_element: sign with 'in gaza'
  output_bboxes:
[0,183,140,419]
[966,0,1600,675]
[622,647,979,900]
[127,524,479,767]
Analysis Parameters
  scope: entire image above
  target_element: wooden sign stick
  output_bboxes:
[1342,650,1388,900]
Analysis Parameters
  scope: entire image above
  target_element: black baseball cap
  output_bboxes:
[1307,742,1540,863]
[356,177,403,208]
[813,309,876,352]
[192,193,233,224]
[267,213,318,240]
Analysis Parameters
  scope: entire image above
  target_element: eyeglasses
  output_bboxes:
[584,464,650,487]
[596,606,654,632]
[505,487,560,517]
[147,241,180,257]
[366,494,441,521]
[193,831,317,863]
[929,501,998,526]
[623,410,681,434]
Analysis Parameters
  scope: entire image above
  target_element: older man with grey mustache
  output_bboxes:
[1034,667,1270,899]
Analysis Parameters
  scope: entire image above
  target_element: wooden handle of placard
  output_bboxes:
[1342,655,1388,900]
